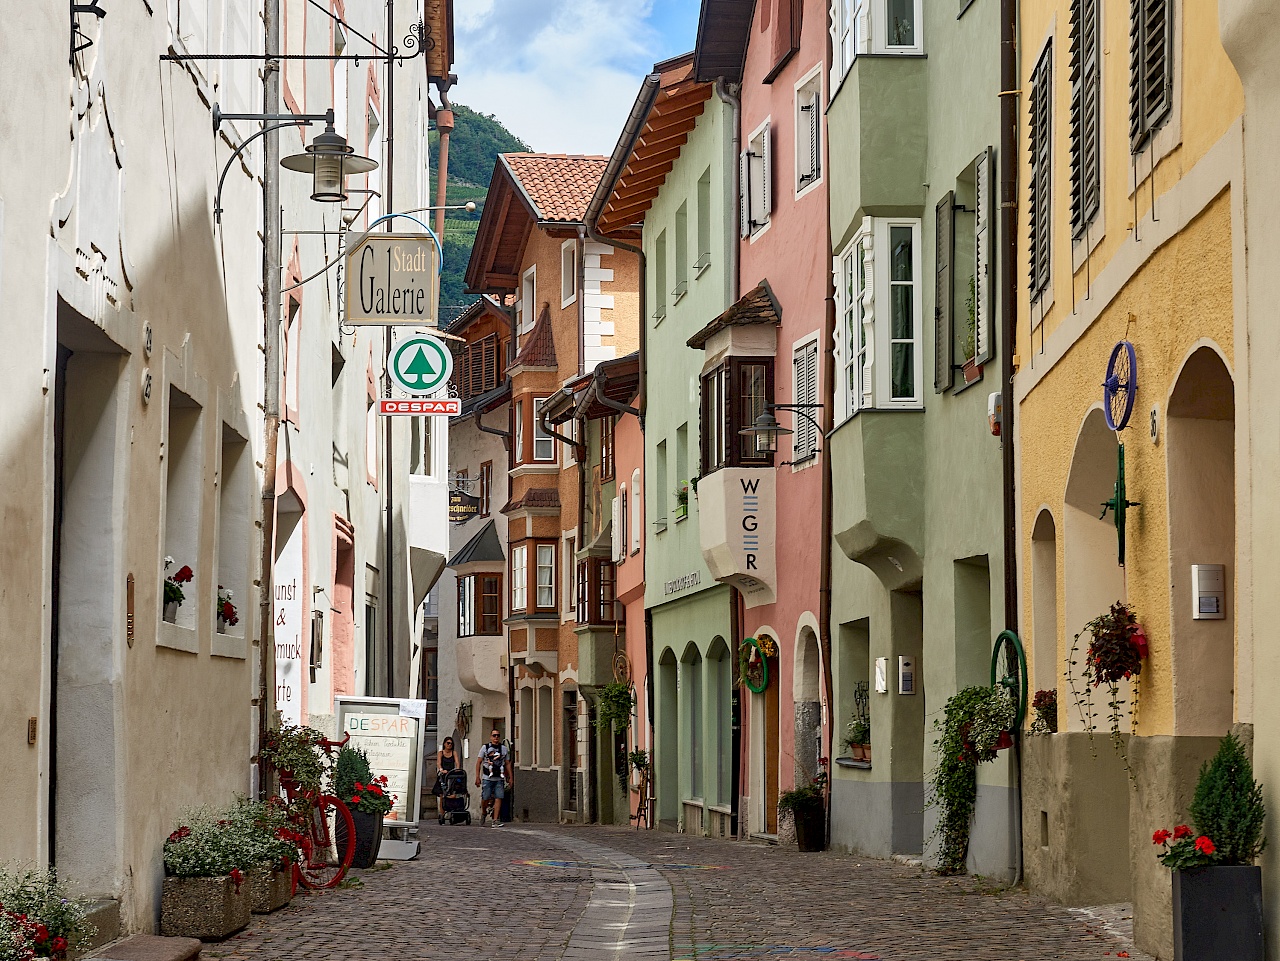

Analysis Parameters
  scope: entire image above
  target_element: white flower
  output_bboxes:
[224,589,233,598]
[165,556,175,569]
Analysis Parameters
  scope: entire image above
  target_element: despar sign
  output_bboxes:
[345,233,439,325]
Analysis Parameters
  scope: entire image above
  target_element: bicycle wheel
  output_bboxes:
[296,794,356,889]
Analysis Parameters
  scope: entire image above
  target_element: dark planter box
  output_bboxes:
[1173,865,1264,961]
[793,808,825,852]
[336,810,384,868]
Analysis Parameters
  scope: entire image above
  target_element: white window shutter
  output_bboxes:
[974,147,994,365]
[630,470,641,553]
[739,150,751,238]
[761,123,773,217]
[856,0,872,54]
[611,496,622,562]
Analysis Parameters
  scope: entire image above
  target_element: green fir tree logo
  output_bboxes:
[402,346,437,388]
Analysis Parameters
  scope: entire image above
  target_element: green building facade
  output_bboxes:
[824,0,1014,877]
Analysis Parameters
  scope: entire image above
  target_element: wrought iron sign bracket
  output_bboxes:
[70,0,106,65]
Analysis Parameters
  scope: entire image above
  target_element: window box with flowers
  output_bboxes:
[160,811,256,940]
[1153,733,1266,961]
[0,866,97,960]
[673,482,690,520]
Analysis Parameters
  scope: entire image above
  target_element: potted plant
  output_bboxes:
[628,749,649,792]
[593,682,633,734]
[160,812,253,940]
[779,760,827,853]
[228,801,296,914]
[216,586,239,634]
[333,745,394,869]
[960,275,981,385]
[673,483,690,519]
[1029,689,1058,735]
[0,866,97,960]
[163,557,193,623]
[1153,733,1265,961]
[257,724,325,793]
[844,717,871,762]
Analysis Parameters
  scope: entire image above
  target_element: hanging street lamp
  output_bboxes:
[281,117,378,203]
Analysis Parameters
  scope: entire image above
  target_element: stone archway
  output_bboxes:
[1167,347,1236,736]
[793,626,821,785]
[655,649,679,830]
[1031,509,1059,697]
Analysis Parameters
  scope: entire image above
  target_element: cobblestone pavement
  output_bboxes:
[204,823,1149,961]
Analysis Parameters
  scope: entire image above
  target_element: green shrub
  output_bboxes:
[333,745,373,799]
[1190,732,1266,865]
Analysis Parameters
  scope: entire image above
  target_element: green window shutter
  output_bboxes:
[1029,43,1053,302]
[934,191,954,393]
[974,147,995,366]
[1070,0,1101,235]
[1129,0,1173,152]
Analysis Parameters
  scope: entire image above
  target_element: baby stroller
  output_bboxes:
[436,768,472,825]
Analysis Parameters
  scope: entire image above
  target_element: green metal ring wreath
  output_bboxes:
[738,637,771,694]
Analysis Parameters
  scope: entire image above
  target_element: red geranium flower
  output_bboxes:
[1152,829,1171,845]
[351,796,360,804]
[355,782,364,790]
[34,923,49,942]
[51,936,68,953]
[173,565,194,583]
[1195,836,1216,855]
[1173,824,1193,840]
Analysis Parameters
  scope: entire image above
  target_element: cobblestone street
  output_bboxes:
[204,825,1150,961]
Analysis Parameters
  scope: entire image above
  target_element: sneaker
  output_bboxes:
[492,820,504,827]
[480,811,488,826]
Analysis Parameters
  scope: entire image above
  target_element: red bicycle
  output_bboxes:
[275,733,356,890]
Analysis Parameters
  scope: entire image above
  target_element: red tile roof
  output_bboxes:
[501,488,562,513]
[502,154,610,224]
[514,304,557,368]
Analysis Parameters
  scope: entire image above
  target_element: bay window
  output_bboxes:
[834,218,923,422]
[458,573,502,637]
[511,539,556,615]
[576,558,622,625]
[830,0,923,80]
[700,359,774,474]
[532,398,555,462]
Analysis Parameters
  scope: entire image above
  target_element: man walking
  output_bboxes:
[476,729,512,826]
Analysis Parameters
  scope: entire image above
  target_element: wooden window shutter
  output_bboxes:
[1029,44,1053,302]
[934,191,954,393]
[483,336,498,391]
[611,496,622,563]
[739,150,751,238]
[1070,0,1101,235]
[974,148,995,366]
[1129,0,1173,151]
[793,343,819,458]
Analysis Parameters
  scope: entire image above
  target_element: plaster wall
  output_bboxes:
[1220,0,1280,952]
[736,0,831,820]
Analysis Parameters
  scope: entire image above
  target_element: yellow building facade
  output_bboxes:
[1013,0,1245,955]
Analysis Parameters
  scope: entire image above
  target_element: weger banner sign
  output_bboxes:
[345,233,439,325]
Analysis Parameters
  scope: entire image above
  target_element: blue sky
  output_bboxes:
[454,0,704,156]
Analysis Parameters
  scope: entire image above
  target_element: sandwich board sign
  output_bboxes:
[389,335,453,396]
[345,233,439,325]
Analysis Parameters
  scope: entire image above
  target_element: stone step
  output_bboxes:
[88,934,201,961]
[79,900,121,954]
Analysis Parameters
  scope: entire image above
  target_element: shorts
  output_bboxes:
[481,779,505,800]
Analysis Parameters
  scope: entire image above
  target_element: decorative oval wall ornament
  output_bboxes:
[738,636,775,694]
[1103,340,1138,430]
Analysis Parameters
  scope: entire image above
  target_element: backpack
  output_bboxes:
[481,743,508,780]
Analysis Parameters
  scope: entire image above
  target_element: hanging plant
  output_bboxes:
[594,682,633,733]
[1066,601,1145,766]
[737,636,775,693]
[929,685,1016,875]
[1029,689,1059,735]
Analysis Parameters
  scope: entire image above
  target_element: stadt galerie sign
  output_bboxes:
[345,233,439,325]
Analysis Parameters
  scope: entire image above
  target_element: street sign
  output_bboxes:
[388,335,453,395]
[345,233,439,325]
[449,490,481,523]
[378,398,461,416]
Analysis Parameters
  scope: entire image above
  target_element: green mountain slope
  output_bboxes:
[430,104,531,326]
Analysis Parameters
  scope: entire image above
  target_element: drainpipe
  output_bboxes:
[256,0,282,799]
[714,80,741,301]
[588,373,641,420]
[472,408,510,447]
[999,0,1024,885]
[577,226,587,377]
[433,86,454,242]
[729,586,742,839]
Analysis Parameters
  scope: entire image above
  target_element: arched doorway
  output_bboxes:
[707,637,733,809]
[1063,409,1125,732]
[793,626,821,784]
[680,643,705,822]
[655,649,679,829]
[1031,510,1059,697]
[1167,347,1235,736]
[749,633,780,836]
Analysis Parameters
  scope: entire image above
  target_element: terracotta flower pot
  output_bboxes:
[248,867,293,914]
[160,875,251,940]
[995,731,1014,751]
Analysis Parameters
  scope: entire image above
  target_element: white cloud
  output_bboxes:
[454,0,661,156]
